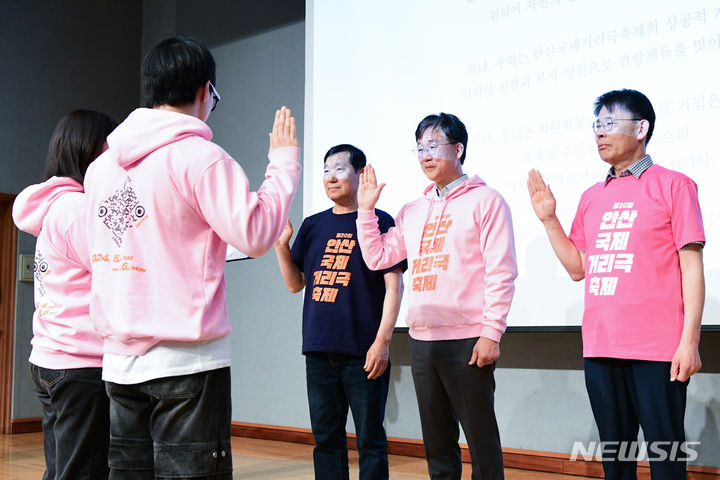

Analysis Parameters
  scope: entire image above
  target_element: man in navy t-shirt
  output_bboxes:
[274,144,404,480]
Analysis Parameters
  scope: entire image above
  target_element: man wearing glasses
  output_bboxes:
[356,113,517,479]
[82,36,300,479]
[528,89,705,479]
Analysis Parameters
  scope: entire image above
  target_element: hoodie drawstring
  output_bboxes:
[418,200,436,256]
[418,197,451,257]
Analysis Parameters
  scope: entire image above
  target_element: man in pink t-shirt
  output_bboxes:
[527,89,705,480]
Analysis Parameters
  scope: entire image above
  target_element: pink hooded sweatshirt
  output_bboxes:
[13,176,102,368]
[82,108,301,356]
[357,176,517,342]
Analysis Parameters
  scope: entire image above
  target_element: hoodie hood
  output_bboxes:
[422,174,487,200]
[12,176,83,236]
[107,108,212,169]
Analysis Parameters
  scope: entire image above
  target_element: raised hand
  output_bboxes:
[269,106,298,152]
[527,169,557,223]
[357,164,385,211]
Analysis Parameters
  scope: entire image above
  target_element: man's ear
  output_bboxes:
[636,119,650,142]
[196,81,210,103]
[456,142,464,160]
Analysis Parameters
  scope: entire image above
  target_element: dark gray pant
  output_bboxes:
[105,367,233,480]
[409,337,504,480]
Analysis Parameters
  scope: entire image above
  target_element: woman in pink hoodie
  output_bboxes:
[13,109,118,480]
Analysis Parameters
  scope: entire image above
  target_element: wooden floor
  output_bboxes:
[0,432,594,479]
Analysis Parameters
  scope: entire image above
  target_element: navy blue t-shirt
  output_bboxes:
[291,208,404,356]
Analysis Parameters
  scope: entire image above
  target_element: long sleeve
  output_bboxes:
[356,208,408,270]
[476,197,518,341]
[194,146,301,258]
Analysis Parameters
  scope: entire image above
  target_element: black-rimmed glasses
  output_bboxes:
[209,82,221,112]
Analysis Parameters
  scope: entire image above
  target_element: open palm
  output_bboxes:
[358,164,386,211]
[268,106,298,152]
[527,169,557,222]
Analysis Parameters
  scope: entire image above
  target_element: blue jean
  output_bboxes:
[31,363,110,480]
[105,367,232,480]
[305,352,390,480]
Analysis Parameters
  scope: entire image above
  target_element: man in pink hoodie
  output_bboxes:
[356,113,517,480]
[82,36,301,479]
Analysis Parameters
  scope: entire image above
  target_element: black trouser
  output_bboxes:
[31,364,110,480]
[584,358,689,480]
[409,337,504,480]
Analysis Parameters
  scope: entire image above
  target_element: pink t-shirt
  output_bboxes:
[569,164,705,361]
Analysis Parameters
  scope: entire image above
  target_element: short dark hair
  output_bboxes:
[141,36,216,108]
[324,144,366,172]
[415,113,468,164]
[42,109,118,183]
[594,89,656,145]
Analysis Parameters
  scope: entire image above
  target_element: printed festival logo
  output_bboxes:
[98,177,146,247]
[587,202,637,297]
[34,250,49,297]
